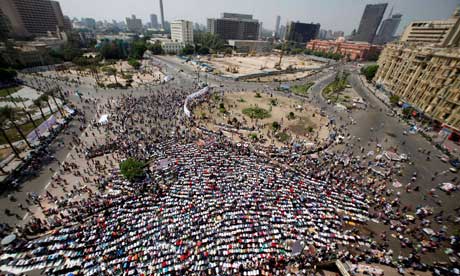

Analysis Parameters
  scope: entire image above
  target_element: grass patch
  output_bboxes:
[0,96,27,102]
[242,107,271,119]
[291,82,314,96]
[0,86,21,97]
[322,72,349,103]
[275,132,290,143]
[0,115,50,145]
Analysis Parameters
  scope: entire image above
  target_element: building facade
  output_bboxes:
[375,13,402,45]
[125,15,142,33]
[171,20,193,44]
[207,13,260,40]
[0,0,70,37]
[275,15,281,38]
[353,3,388,43]
[228,40,272,53]
[150,14,158,29]
[375,42,460,129]
[285,22,320,44]
[307,39,382,61]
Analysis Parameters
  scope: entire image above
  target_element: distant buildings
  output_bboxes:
[0,0,71,38]
[375,42,460,130]
[125,15,143,33]
[375,13,402,45]
[353,3,388,43]
[148,38,185,54]
[171,20,193,44]
[318,29,345,40]
[159,0,165,29]
[307,39,382,61]
[207,13,260,40]
[228,40,272,53]
[400,7,460,47]
[150,14,159,29]
[285,21,320,44]
[274,15,281,38]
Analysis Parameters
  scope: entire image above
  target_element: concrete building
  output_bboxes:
[353,3,388,43]
[171,20,193,44]
[228,40,272,53]
[0,0,70,37]
[125,15,143,33]
[285,21,320,44]
[149,38,185,54]
[375,42,460,129]
[375,13,402,45]
[150,14,158,29]
[207,13,260,40]
[307,39,382,61]
[159,0,165,30]
[400,7,460,47]
[275,15,281,38]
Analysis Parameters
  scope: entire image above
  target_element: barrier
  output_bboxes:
[184,87,210,118]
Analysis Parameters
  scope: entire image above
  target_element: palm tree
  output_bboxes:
[33,98,47,122]
[0,106,32,149]
[23,107,40,140]
[40,94,54,117]
[47,90,64,117]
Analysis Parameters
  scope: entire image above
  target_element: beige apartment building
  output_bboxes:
[400,7,460,47]
[375,42,460,130]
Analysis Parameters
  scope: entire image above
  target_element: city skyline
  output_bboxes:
[57,0,459,34]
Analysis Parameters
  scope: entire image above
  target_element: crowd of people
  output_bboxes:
[1,63,459,275]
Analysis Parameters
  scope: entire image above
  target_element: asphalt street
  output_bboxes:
[0,57,457,266]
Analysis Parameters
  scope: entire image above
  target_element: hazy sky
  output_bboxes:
[58,0,460,35]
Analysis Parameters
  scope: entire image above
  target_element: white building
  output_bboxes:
[148,38,185,54]
[171,20,194,44]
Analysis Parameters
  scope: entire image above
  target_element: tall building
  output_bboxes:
[375,13,402,44]
[207,13,260,40]
[400,7,460,47]
[375,42,460,129]
[279,24,286,40]
[125,15,143,33]
[150,14,158,29]
[0,0,70,37]
[285,21,320,43]
[275,15,281,38]
[171,20,193,44]
[159,0,165,30]
[353,3,388,43]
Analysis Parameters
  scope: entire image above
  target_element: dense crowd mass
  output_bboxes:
[1,67,459,276]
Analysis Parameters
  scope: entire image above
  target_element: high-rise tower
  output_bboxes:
[159,0,165,30]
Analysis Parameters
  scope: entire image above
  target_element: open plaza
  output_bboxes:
[0,54,458,276]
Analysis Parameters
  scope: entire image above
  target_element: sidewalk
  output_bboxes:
[358,74,460,157]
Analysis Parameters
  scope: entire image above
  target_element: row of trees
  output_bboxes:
[0,89,65,162]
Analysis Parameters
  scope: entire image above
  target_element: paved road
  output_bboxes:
[0,57,457,267]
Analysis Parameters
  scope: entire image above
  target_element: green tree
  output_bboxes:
[194,32,226,51]
[120,158,146,182]
[197,47,210,55]
[32,98,47,122]
[389,94,400,106]
[0,110,21,161]
[147,41,164,55]
[102,66,119,85]
[361,64,379,82]
[272,121,281,131]
[0,106,32,149]
[131,40,147,59]
[128,58,141,69]
[181,44,195,55]
[0,68,17,83]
